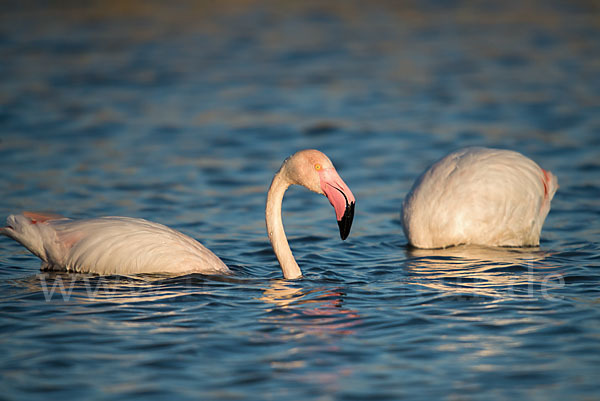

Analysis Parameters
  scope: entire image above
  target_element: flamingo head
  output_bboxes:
[282,149,356,240]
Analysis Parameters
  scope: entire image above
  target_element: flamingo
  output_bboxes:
[1,149,355,279]
[401,147,558,249]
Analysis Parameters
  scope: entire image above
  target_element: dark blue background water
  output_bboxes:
[1,1,599,400]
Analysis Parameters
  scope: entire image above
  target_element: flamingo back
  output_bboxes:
[401,147,557,248]
[1,214,230,275]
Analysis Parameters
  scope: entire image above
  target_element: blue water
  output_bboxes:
[1,1,600,400]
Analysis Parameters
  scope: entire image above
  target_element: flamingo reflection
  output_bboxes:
[404,245,563,300]
[260,280,361,337]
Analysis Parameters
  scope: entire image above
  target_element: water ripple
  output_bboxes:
[1,1,600,400]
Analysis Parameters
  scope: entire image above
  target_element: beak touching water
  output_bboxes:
[319,168,356,240]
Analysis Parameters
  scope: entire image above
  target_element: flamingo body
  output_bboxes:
[1,150,355,278]
[401,147,557,248]
[1,214,230,275]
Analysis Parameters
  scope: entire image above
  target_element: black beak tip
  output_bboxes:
[337,201,355,240]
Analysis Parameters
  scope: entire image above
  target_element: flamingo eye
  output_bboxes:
[314,163,322,171]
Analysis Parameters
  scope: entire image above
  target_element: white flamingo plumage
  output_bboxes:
[1,149,355,279]
[401,147,558,249]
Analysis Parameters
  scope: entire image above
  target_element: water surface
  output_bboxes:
[1,1,599,400]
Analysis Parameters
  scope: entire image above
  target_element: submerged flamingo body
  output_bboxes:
[1,150,355,279]
[1,213,229,275]
[401,147,558,249]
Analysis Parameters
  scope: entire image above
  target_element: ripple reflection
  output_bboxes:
[260,280,361,337]
[404,246,565,300]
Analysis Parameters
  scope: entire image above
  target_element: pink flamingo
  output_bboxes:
[402,147,558,249]
[1,150,355,279]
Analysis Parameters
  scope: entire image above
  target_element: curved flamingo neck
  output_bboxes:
[266,170,302,279]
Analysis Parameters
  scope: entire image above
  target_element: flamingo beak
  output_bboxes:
[319,168,356,240]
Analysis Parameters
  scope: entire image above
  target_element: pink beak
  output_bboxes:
[319,168,356,240]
